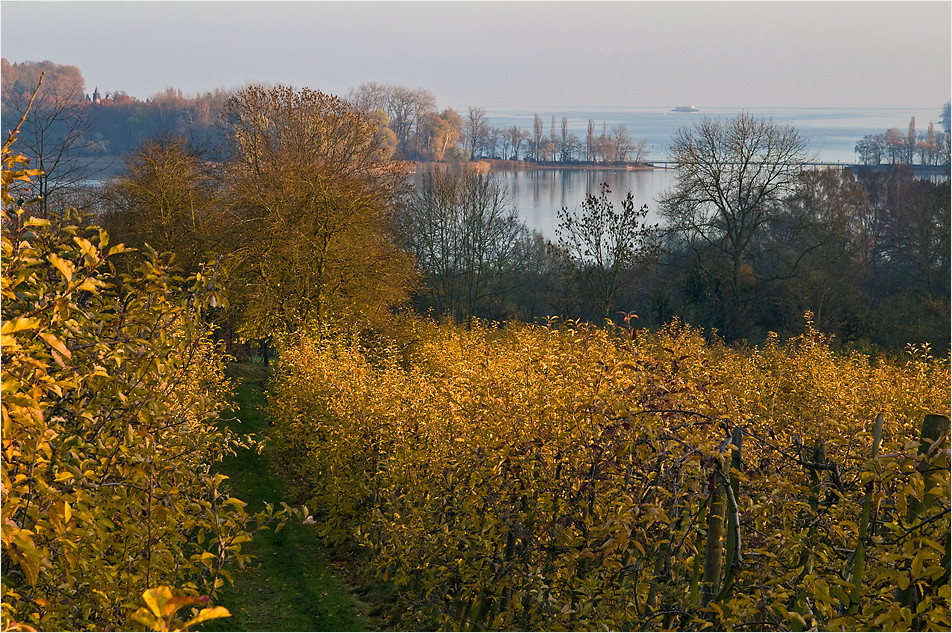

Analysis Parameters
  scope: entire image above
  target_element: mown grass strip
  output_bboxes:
[204,361,377,631]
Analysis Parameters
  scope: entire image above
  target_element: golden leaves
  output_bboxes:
[131,586,230,632]
[269,316,950,630]
[1,150,251,629]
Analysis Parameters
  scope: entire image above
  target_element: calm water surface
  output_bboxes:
[481,106,944,238]
[494,168,675,238]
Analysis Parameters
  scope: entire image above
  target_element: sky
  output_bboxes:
[1,1,949,111]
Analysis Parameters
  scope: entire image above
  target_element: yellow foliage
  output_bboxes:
[129,586,230,632]
[1,122,279,630]
[268,316,950,630]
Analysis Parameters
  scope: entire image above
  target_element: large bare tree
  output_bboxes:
[659,112,810,338]
[348,82,437,160]
[465,106,491,160]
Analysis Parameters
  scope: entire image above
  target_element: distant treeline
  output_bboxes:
[1,59,230,167]
[3,61,949,351]
[1,60,648,171]
[4,59,950,174]
[855,104,952,166]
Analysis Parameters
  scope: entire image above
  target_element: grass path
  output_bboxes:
[205,363,385,631]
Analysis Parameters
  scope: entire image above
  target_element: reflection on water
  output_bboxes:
[492,168,677,238]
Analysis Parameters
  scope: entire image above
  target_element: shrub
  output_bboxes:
[268,316,950,630]
[2,124,265,630]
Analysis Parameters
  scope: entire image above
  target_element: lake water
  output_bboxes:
[482,106,945,237]
[494,167,675,238]
[481,105,944,164]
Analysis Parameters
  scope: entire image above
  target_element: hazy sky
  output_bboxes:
[2,1,949,111]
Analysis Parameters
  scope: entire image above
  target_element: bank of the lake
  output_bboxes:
[483,159,656,171]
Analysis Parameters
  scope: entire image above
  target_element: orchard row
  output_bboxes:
[269,317,950,630]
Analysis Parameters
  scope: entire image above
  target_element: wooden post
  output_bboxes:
[713,427,744,605]
[701,437,730,606]
[701,480,725,606]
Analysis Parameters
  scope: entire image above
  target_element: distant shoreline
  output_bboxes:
[414,159,657,173]
[485,159,655,172]
[412,159,949,178]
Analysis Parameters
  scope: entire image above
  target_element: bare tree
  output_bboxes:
[606,123,635,162]
[558,183,658,321]
[907,117,917,164]
[659,112,810,338]
[348,82,436,159]
[586,119,597,162]
[632,139,649,164]
[401,86,438,159]
[502,125,527,160]
[531,113,544,161]
[465,106,491,160]
[486,126,501,159]
[348,81,392,113]
[2,69,103,215]
[400,168,529,320]
[597,121,610,162]
[855,134,884,165]
[559,117,570,162]
[557,117,582,163]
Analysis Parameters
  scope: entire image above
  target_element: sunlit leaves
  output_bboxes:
[130,586,230,632]
[268,315,949,630]
[220,85,416,339]
[0,134,271,630]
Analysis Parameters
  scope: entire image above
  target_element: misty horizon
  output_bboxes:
[1,1,948,112]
